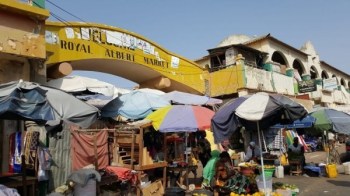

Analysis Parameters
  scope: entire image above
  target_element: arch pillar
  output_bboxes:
[47,62,73,79]
[139,76,171,89]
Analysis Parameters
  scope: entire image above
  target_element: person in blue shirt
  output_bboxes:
[244,141,261,162]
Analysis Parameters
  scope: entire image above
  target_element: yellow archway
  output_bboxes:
[45,21,208,94]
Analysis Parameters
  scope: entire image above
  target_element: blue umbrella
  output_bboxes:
[271,115,316,129]
[101,90,170,120]
[161,90,222,106]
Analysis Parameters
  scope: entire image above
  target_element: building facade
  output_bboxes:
[195,34,350,110]
[0,0,49,172]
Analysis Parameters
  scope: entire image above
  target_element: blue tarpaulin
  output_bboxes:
[271,115,316,129]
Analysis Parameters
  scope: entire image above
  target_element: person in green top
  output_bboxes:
[202,150,220,189]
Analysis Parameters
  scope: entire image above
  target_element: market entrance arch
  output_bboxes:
[45,21,207,94]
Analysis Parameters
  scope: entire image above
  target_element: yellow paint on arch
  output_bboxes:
[45,21,207,93]
[45,21,245,97]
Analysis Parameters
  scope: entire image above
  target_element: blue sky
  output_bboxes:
[46,0,350,89]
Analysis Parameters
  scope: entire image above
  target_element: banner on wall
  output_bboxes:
[323,78,338,91]
[298,79,316,93]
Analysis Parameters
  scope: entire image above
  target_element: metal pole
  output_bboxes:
[257,122,267,195]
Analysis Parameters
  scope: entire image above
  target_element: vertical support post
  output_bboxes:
[131,129,135,169]
[257,122,267,195]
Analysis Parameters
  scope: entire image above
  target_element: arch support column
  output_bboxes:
[139,76,171,89]
[47,62,73,79]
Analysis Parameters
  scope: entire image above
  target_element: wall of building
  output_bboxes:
[0,54,31,83]
[0,12,46,59]
[249,40,309,71]
[0,0,49,174]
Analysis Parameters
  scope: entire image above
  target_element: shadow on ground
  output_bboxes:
[326,180,350,187]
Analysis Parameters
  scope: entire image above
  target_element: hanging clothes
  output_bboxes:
[9,132,22,173]
[71,130,108,171]
[23,130,40,170]
[48,126,72,192]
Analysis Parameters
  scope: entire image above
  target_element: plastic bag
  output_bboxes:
[38,147,53,170]
[37,147,52,181]
[38,168,49,181]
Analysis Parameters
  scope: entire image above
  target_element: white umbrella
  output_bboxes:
[235,92,307,194]
[46,75,119,97]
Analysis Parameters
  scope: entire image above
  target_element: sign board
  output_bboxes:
[298,80,317,93]
[323,78,338,91]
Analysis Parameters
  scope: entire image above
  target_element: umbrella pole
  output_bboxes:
[257,122,267,195]
[185,132,189,187]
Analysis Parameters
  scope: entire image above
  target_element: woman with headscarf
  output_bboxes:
[202,150,220,188]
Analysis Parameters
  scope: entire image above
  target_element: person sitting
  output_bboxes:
[288,137,305,168]
[197,132,212,167]
[244,141,261,162]
[219,151,236,177]
[212,158,253,195]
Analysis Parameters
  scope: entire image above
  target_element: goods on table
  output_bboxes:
[239,162,258,167]
[263,165,275,169]
[229,192,282,196]
[273,182,299,195]
[239,162,258,176]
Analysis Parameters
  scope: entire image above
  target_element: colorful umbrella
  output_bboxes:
[146,105,215,132]
[310,108,350,134]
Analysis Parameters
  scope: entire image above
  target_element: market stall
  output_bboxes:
[146,105,215,191]
[0,80,100,196]
[211,92,308,195]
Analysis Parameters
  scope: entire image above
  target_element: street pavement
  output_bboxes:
[186,143,350,195]
[278,143,350,196]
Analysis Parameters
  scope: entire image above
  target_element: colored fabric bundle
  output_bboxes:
[105,166,137,185]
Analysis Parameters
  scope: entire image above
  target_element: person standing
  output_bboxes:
[244,141,261,162]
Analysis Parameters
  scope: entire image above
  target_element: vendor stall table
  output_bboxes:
[167,165,198,187]
[96,174,119,195]
[289,160,303,176]
[0,155,35,196]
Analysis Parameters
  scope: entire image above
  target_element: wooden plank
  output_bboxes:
[134,162,168,170]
